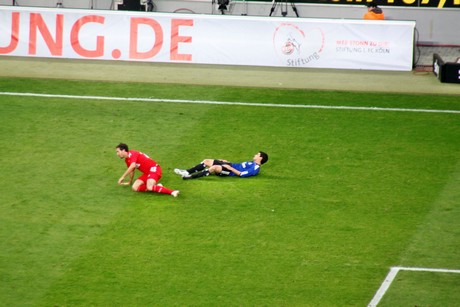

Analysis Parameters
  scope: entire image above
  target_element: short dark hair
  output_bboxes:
[259,151,268,164]
[116,143,129,152]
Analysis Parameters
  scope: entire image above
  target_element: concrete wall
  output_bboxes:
[1,0,458,45]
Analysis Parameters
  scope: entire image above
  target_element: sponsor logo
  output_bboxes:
[273,23,325,67]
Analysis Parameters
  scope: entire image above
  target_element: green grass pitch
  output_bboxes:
[0,77,459,306]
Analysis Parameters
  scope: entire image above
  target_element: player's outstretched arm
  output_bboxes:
[118,162,136,185]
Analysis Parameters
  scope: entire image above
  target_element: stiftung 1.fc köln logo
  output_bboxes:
[273,23,325,67]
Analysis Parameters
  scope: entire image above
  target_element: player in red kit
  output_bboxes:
[116,143,179,197]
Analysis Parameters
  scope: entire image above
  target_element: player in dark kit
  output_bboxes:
[174,152,268,180]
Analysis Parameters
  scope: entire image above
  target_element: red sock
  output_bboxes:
[152,184,173,195]
[136,184,147,192]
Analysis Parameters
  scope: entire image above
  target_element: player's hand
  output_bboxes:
[119,182,130,186]
[118,177,127,185]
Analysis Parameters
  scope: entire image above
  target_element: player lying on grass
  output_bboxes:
[116,143,179,197]
[174,152,268,180]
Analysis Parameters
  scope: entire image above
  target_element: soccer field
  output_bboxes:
[1,77,459,306]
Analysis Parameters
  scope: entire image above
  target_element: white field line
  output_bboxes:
[368,267,400,307]
[1,92,460,114]
[368,266,460,307]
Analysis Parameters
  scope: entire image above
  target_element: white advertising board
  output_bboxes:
[0,7,416,71]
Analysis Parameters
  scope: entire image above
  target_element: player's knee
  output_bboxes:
[209,165,221,174]
[203,159,213,167]
[146,181,156,191]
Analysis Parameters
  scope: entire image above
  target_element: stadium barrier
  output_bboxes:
[0,6,415,71]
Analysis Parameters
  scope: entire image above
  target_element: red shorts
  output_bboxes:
[138,165,162,183]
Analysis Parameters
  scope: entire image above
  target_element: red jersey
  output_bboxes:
[125,150,158,174]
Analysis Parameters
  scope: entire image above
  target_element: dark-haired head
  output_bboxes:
[259,151,268,165]
[116,143,129,152]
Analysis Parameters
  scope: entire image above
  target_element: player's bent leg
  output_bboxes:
[183,160,211,175]
[208,165,222,174]
[132,180,146,192]
[212,165,231,176]
[147,178,177,196]
[202,159,215,167]
[146,178,158,191]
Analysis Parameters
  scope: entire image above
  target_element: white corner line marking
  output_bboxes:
[368,266,460,307]
[1,92,460,114]
[368,267,400,307]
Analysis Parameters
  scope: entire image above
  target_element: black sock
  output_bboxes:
[187,163,205,174]
[190,170,210,179]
